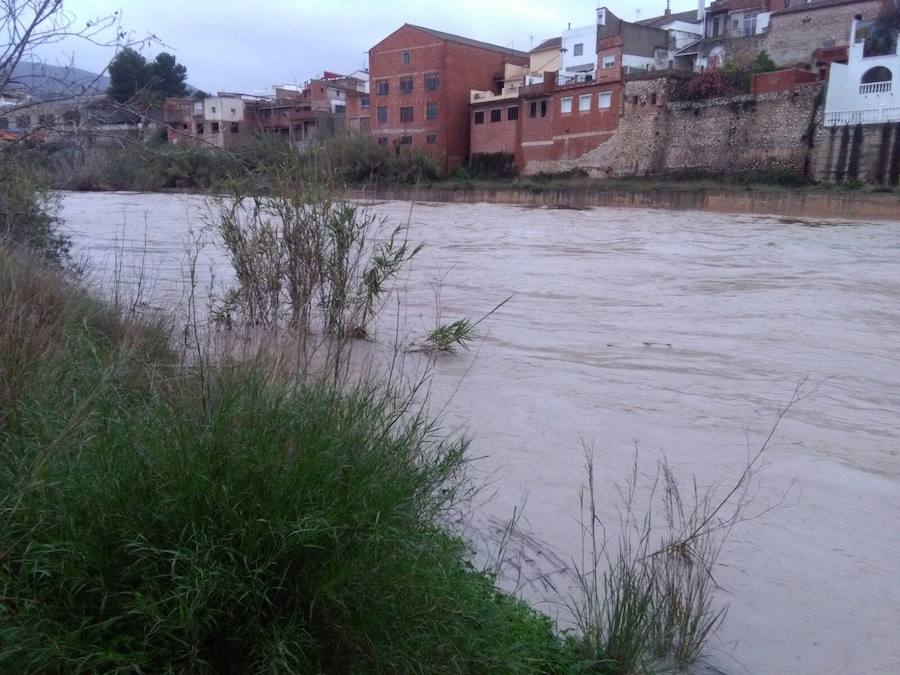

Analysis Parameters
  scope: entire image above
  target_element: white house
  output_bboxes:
[560,9,603,83]
[824,18,900,126]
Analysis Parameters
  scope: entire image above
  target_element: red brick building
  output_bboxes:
[369,24,528,173]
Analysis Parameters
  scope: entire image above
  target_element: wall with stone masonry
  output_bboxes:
[661,84,823,175]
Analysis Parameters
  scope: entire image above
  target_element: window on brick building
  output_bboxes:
[579,94,591,112]
[474,110,485,124]
[632,95,639,105]
[603,55,615,69]
[400,135,413,144]
[529,102,537,118]
[377,106,388,123]
[574,43,584,57]
[211,122,220,133]
[650,93,657,105]
[376,79,389,95]
[361,96,370,109]
[402,51,411,64]
[426,133,438,144]
[196,123,204,134]
[426,102,438,120]
[507,106,518,121]
[599,91,612,108]
[400,77,413,94]
[541,100,547,117]
[0,117,7,130]
[230,122,239,133]
[490,108,502,122]
[377,136,388,145]
[560,97,573,114]
[425,73,439,91]
[400,106,414,122]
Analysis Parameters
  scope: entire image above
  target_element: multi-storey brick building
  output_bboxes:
[369,24,529,173]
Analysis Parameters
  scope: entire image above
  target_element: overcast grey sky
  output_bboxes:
[37,0,701,93]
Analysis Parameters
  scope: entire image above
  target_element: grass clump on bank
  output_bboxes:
[0,248,580,673]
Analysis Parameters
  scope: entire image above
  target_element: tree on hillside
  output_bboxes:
[107,48,189,104]
[147,52,187,99]
[106,47,149,102]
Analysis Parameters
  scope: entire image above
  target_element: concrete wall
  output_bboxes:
[349,184,900,220]
[814,121,900,184]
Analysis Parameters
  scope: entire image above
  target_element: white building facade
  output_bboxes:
[824,19,899,126]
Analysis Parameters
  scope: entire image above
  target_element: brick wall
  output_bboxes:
[470,99,520,154]
[610,76,680,175]
[369,25,527,173]
[519,79,623,173]
[751,67,819,93]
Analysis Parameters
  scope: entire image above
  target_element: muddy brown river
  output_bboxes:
[61,192,900,675]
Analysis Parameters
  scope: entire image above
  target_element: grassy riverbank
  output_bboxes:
[0,248,583,672]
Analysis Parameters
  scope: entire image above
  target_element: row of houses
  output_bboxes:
[6,0,894,181]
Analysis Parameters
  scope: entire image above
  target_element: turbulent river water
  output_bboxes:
[60,191,900,675]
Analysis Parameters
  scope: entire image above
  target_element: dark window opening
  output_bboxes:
[425,73,439,91]
[0,117,8,130]
[400,135,413,144]
[400,106,414,122]
[196,123,204,134]
[361,96,370,109]
[540,100,547,117]
[426,133,437,144]
[402,51,411,64]
[650,93,657,105]
[376,80,389,95]
[400,77,413,94]
[230,122,239,133]
[632,95,639,105]
[507,106,518,121]
[211,122,220,133]
[377,106,388,123]
[474,110,485,124]
[377,136,388,145]
[426,102,438,120]
[490,108,502,122]
[529,102,537,118]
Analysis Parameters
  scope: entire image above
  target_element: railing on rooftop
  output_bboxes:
[859,81,892,94]
[824,106,900,126]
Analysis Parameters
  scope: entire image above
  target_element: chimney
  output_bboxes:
[698,0,705,22]
[665,0,671,17]
[544,71,557,91]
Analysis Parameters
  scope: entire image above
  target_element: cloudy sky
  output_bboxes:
[37,0,701,93]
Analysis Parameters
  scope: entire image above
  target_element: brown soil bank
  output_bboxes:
[349,186,900,221]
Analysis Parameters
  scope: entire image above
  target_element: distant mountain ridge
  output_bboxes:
[8,61,110,99]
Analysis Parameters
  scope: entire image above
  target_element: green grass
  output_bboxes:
[0,249,584,674]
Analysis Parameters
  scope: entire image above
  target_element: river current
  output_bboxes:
[60,192,900,675]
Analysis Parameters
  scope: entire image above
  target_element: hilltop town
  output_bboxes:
[3,0,899,186]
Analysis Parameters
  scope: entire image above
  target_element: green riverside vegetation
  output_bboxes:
[1,148,760,674]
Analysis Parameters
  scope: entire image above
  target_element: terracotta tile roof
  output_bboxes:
[406,24,530,59]
[636,9,701,28]
[532,37,562,52]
